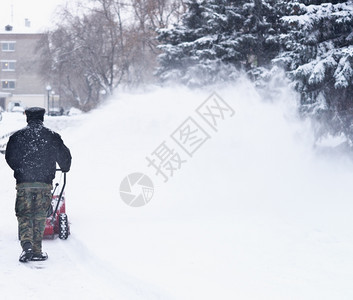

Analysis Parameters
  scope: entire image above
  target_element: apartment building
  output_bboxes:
[0,24,47,111]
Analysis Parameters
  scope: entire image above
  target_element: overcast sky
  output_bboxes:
[0,0,67,32]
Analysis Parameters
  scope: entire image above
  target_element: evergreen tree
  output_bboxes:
[274,1,353,126]
[157,0,283,85]
[156,0,353,143]
[157,0,234,85]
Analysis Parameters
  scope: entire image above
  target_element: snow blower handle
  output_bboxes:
[51,169,67,224]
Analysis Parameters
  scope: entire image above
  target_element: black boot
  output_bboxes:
[31,252,48,261]
[19,242,33,263]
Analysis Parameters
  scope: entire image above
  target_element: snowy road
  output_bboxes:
[1,81,353,299]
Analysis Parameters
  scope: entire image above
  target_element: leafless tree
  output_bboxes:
[37,0,186,110]
[125,0,187,85]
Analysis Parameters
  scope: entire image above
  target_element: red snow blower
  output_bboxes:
[43,170,70,239]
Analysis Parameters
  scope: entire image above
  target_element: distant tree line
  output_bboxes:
[38,0,353,143]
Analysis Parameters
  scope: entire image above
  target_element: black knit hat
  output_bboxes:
[25,107,46,122]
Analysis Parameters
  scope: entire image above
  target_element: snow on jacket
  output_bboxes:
[5,120,72,184]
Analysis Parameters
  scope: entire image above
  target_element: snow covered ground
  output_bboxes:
[1,78,353,299]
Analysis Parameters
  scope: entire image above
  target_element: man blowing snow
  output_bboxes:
[5,107,72,262]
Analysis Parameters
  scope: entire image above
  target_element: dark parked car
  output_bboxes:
[48,107,64,116]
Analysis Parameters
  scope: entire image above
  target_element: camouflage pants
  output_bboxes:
[15,183,52,254]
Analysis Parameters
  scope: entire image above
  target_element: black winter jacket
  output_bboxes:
[5,120,72,184]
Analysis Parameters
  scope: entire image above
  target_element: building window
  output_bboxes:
[1,80,15,89]
[1,60,16,71]
[1,42,15,52]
